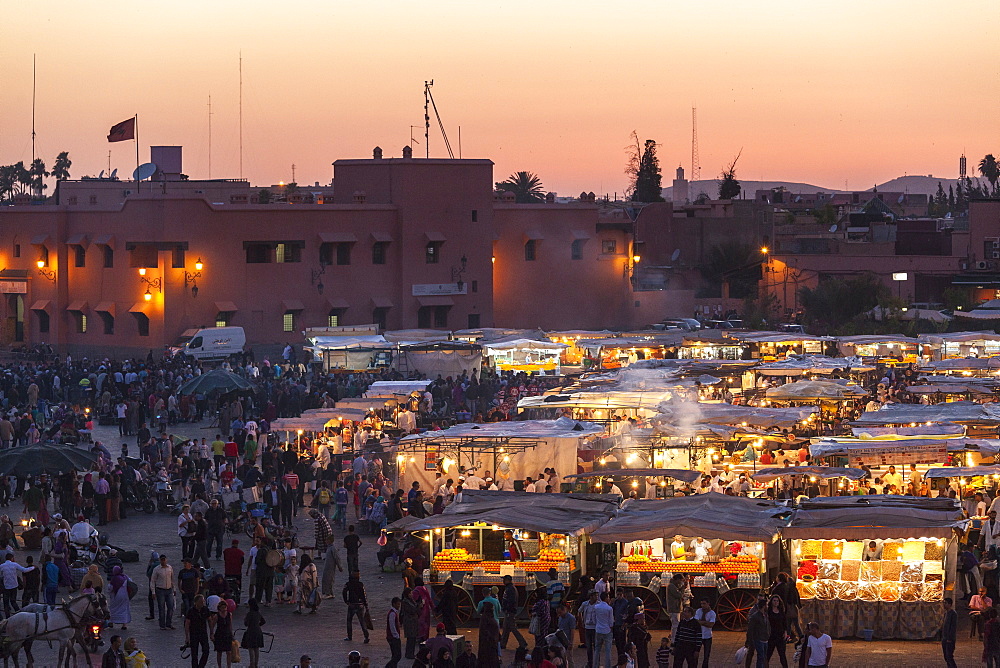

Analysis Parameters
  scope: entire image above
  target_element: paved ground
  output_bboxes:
[20,419,987,667]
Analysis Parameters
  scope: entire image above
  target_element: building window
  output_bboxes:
[471,280,478,293]
[102,246,114,268]
[419,306,450,328]
[12,244,19,258]
[524,240,537,261]
[129,244,157,268]
[36,311,49,334]
[327,310,344,327]
[99,312,114,335]
[372,307,388,331]
[133,312,149,336]
[38,247,49,267]
[472,210,478,222]
[372,242,388,265]
[467,313,481,329]
[245,243,273,264]
[425,242,442,264]
[283,312,295,332]
[77,313,87,334]
[216,311,232,328]
[602,239,617,254]
[89,195,97,205]
[171,247,185,268]
[336,243,352,266]
[73,245,86,267]
[571,239,585,260]
[276,244,287,263]
[276,242,302,263]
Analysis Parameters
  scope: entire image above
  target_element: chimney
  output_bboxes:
[373,147,383,160]
[545,192,555,204]
[402,146,413,160]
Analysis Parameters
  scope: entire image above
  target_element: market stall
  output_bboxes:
[588,493,791,629]
[389,490,619,621]
[562,468,703,497]
[752,466,867,495]
[834,335,920,364]
[783,495,964,639]
[481,338,567,374]
[728,332,836,361]
[920,332,1000,361]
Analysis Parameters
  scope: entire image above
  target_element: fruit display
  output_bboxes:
[621,554,651,564]
[436,548,473,561]
[431,558,576,573]
[718,554,759,570]
[537,548,566,561]
[618,559,758,574]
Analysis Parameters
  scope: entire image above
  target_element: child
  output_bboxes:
[285,555,300,604]
[274,563,287,604]
[654,637,671,668]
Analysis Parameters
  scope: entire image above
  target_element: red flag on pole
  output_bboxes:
[107,117,136,142]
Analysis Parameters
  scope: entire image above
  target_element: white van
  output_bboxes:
[184,327,246,361]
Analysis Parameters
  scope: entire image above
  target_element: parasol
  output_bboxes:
[177,369,254,396]
[0,443,99,476]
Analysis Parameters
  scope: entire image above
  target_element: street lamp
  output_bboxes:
[36,260,55,282]
[183,257,204,296]
[139,268,162,293]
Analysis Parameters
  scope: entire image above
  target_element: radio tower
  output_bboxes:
[960,152,967,179]
[691,107,701,182]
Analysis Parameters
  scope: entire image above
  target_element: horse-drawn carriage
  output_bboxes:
[0,592,109,667]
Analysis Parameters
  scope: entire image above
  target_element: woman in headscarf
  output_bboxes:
[80,564,104,593]
[295,553,319,615]
[478,600,502,668]
[107,565,132,630]
[413,577,434,642]
[368,495,387,533]
[321,541,343,598]
[241,598,266,668]
[52,530,74,588]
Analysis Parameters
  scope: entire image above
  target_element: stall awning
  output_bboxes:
[66,300,88,312]
[752,466,867,483]
[924,466,1000,479]
[370,232,393,242]
[66,234,90,247]
[564,469,702,484]
[94,301,116,316]
[810,437,1000,458]
[385,490,620,536]
[589,493,790,543]
[282,299,305,312]
[317,232,358,243]
[783,495,965,540]
[129,302,151,314]
[371,297,394,309]
[93,234,116,248]
[852,400,1000,426]
[28,300,51,312]
[214,301,238,313]
[416,296,454,307]
[326,297,350,310]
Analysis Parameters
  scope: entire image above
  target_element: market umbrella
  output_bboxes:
[0,443,98,476]
[765,380,868,401]
[177,369,253,396]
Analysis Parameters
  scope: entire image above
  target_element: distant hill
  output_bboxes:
[661,175,961,200]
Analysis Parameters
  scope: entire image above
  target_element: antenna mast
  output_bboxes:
[423,80,454,159]
[239,52,243,179]
[208,94,213,179]
[691,106,701,182]
[31,54,37,196]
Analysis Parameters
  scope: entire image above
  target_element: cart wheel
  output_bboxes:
[523,588,539,617]
[716,589,758,631]
[455,588,476,626]
[633,586,663,627]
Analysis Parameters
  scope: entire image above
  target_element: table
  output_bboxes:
[800,598,943,639]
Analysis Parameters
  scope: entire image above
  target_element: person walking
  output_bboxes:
[344,525,362,574]
[530,589,551,647]
[0,554,32,616]
[184,594,212,668]
[500,574,528,652]
[241,599,266,668]
[803,622,832,668]
[387,596,403,668]
[402,587,423,659]
[107,566,132,631]
[627,613,651,668]
[579,590,599,668]
[252,543,274,606]
[665,575,684,637]
[940,598,958,668]
[205,499,227,561]
[343,571,370,643]
[437,579,461,636]
[212,599,234,668]
[322,542,344,598]
[557,603,577,668]
[295,554,319,615]
[478,600,502,668]
[593,592,615,668]
[692,599,715,668]
[744,599,769,668]
[670,608,701,668]
[151,554,176,630]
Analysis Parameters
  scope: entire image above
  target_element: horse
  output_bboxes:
[0,592,109,668]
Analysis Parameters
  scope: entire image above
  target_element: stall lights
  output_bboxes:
[631,481,639,488]
[434,529,443,535]
[491,524,500,531]
[600,458,607,465]
[396,455,405,464]
[559,539,566,546]
[460,530,471,537]
[502,455,510,463]
[809,476,818,482]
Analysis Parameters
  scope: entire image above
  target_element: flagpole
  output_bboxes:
[134,114,139,192]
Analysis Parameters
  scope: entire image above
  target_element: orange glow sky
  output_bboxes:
[1,0,997,196]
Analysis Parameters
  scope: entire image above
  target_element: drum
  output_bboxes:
[265,549,283,568]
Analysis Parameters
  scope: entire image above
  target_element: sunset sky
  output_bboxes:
[1,0,996,196]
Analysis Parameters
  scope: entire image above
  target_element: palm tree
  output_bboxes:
[979,154,999,193]
[495,171,545,203]
[28,158,48,198]
[12,162,31,196]
[0,165,16,201]
[51,152,72,182]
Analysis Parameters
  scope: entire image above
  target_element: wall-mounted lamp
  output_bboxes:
[36,260,56,282]
[450,254,468,291]
[143,288,152,302]
[139,268,162,293]
[311,265,326,294]
[183,257,204,297]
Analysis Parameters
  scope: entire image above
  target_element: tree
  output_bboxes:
[798,273,890,332]
[930,181,947,216]
[12,162,30,196]
[813,204,837,228]
[699,241,760,299]
[717,149,742,200]
[495,171,545,203]
[630,139,665,203]
[28,159,48,198]
[979,154,999,193]
[257,189,272,204]
[948,184,955,209]
[51,152,72,182]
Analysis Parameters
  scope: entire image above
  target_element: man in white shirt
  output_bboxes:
[178,505,194,561]
[397,408,417,434]
[882,466,903,493]
[983,511,1000,553]
[694,599,716,666]
[804,622,833,667]
[0,554,33,615]
[150,554,176,629]
[533,476,548,493]
[691,537,713,561]
[70,517,96,546]
[463,472,485,490]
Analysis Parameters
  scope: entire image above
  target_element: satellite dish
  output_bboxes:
[98,170,105,179]
[132,162,157,181]
[670,249,681,262]
[829,224,838,233]
[110,168,118,179]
